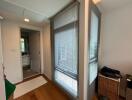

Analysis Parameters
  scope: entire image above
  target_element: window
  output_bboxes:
[89,4,101,85]
[51,2,79,97]
[20,37,29,54]
[21,38,25,53]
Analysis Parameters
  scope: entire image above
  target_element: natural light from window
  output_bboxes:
[20,38,25,52]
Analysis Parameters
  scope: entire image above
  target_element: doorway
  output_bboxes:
[20,28,41,79]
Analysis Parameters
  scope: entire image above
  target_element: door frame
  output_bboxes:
[19,27,43,80]
[0,20,6,100]
[50,1,80,99]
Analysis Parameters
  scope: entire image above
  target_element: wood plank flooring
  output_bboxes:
[92,95,125,100]
[15,76,70,100]
[14,75,125,100]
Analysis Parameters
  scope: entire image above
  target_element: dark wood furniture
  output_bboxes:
[126,88,132,100]
[126,74,132,100]
[98,74,120,100]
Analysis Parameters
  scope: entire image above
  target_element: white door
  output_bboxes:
[0,21,6,100]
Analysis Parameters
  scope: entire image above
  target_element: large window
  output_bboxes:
[51,2,79,97]
[89,4,101,85]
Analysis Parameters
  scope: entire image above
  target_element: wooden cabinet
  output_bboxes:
[126,74,132,100]
[126,88,132,100]
[98,74,120,100]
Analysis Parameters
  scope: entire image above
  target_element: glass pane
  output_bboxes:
[89,10,99,84]
[53,3,79,97]
[54,27,78,77]
[89,62,98,84]
[21,38,25,52]
[55,70,77,96]
[89,11,99,60]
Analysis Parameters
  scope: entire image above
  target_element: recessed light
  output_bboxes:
[24,18,29,22]
[93,0,101,4]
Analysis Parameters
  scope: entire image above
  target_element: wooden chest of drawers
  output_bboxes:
[98,74,120,100]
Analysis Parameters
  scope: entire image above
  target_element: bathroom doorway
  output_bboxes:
[20,28,41,79]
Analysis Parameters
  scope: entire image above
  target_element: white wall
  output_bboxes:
[1,20,43,83]
[79,0,89,100]
[99,3,132,74]
[43,22,52,80]
[0,21,6,100]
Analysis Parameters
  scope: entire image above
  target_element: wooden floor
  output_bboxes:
[15,76,70,100]
[92,95,125,100]
[14,75,126,100]
[23,69,39,79]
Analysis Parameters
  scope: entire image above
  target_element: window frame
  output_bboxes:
[88,1,101,85]
[50,1,80,99]
[89,2,101,62]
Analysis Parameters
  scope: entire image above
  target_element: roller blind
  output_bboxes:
[54,5,78,29]
[53,4,78,80]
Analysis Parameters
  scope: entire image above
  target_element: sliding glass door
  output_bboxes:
[51,2,79,97]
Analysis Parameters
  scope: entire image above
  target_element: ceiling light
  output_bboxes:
[24,18,29,22]
[23,9,30,22]
[0,16,4,20]
[93,0,101,4]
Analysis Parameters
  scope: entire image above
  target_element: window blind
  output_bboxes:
[53,4,79,80]
[54,5,78,29]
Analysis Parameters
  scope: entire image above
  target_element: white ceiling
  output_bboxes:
[0,0,72,26]
[1,0,132,26]
[97,0,132,13]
